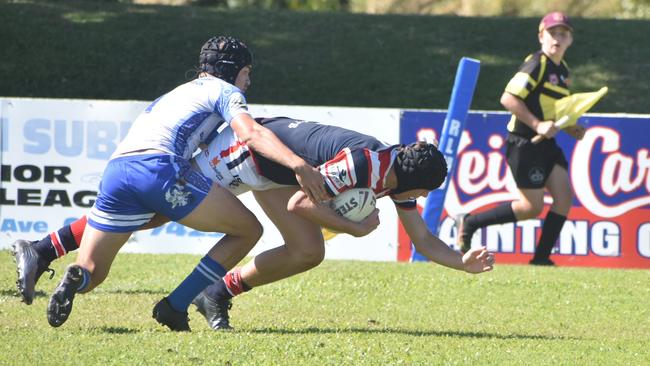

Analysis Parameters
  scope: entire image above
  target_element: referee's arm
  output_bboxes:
[501,92,558,139]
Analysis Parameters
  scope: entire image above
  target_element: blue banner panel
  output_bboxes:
[398,111,650,269]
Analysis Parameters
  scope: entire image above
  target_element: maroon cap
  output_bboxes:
[539,12,572,32]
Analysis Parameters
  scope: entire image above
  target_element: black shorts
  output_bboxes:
[505,133,568,189]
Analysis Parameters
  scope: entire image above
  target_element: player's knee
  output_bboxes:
[552,192,573,215]
[298,251,324,270]
[286,193,310,215]
[242,219,263,242]
[246,219,264,242]
[253,221,264,240]
[289,243,324,269]
[551,201,571,216]
[228,210,263,241]
[517,203,543,220]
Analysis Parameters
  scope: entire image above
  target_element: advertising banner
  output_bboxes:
[3,98,648,267]
[399,110,650,268]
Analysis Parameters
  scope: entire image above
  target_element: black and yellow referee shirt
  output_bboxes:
[504,50,570,139]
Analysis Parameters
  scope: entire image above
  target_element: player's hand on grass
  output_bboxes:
[535,120,560,140]
[564,124,586,140]
[349,209,380,237]
[462,247,495,273]
[294,164,329,203]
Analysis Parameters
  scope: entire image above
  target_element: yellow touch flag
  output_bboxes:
[554,86,609,128]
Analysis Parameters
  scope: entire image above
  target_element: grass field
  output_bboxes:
[1,250,649,365]
[1,0,649,113]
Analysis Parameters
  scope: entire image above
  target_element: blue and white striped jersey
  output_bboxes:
[112,75,248,160]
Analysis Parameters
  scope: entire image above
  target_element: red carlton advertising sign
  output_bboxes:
[398,111,650,268]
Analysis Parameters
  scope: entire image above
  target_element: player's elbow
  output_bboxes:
[500,92,513,109]
[286,200,299,213]
[237,128,258,145]
[243,128,272,152]
[500,92,523,112]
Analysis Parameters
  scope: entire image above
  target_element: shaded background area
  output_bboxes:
[1,0,648,112]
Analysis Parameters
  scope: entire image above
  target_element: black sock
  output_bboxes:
[205,281,232,300]
[32,224,78,263]
[32,235,56,263]
[204,279,252,301]
[465,203,517,235]
[533,211,567,260]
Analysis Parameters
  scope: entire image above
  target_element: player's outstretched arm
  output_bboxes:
[397,207,494,273]
[230,114,328,203]
[461,247,495,273]
[288,190,379,237]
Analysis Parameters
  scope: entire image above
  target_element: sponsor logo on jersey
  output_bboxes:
[288,120,307,128]
[337,169,348,183]
[549,73,559,85]
[228,175,244,189]
[560,74,571,87]
[323,161,354,192]
[208,156,224,181]
[165,183,191,209]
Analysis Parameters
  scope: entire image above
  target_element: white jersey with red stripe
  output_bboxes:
[318,147,416,210]
[319,147,395,197]
[193,127,286,196]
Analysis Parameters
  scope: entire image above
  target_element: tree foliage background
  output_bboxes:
[126,0,650,17]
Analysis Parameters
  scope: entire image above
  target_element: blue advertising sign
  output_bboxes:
[398,111,650,268]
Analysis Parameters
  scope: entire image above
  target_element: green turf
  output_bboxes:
[1,250,649,365]
[1,1,649,113]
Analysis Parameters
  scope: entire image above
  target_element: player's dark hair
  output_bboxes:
[198,36,252,85]
[393,141,448,194]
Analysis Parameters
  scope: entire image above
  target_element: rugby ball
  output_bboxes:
[329,188,377,222]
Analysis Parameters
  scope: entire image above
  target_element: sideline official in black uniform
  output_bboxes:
[456,12,586,266]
